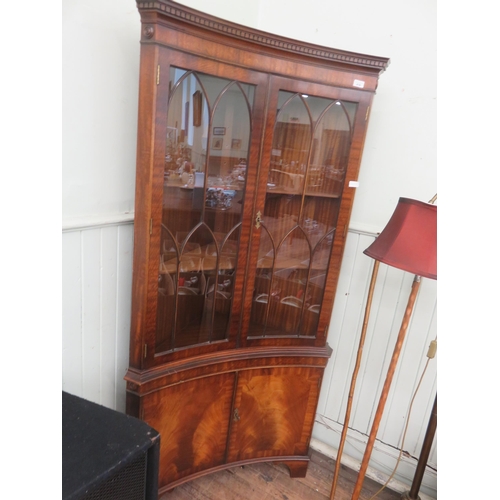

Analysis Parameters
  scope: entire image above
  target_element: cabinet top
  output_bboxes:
[136,0,390,75]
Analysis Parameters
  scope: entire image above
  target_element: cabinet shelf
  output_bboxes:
[266,187,341,199]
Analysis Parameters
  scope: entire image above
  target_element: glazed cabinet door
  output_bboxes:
[227,367,323,463]
[244,76,371,345]
[140,47,268,366]
[156,66,254,351]
[141,373,236,488]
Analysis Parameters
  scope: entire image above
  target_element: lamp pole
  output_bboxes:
[401,395,437,500]
[351,275,421,500]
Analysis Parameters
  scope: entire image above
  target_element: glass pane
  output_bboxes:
[299,196,336,247]
[197,226,239,343]
[268,94,311,195]
[198,73,256,115]
[306,100,355,197]
[250,91,355,338]
[300,231,334,336]
[157,227,177,352]
[266,227,311,335]
[299,197,338,336]
[157,68,254,352]
[249,226,274,336]
[175,224,211,347]
[169,67,188,88]
[197,73,232,108]
[301,94,331,122]
[205,82,249,233]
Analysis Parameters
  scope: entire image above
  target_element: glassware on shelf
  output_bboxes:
[281,296,303,308]
[205,187,235,210]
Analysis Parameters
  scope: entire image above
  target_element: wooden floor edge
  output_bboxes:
[309,438,436,500]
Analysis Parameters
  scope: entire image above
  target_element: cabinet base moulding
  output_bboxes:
[159,456,310,494]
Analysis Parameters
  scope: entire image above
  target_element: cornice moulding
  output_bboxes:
[136,0,390,73]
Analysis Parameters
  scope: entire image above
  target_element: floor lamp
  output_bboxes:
[329,197,437,500]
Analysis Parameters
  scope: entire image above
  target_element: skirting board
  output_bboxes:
[309,437,435,500]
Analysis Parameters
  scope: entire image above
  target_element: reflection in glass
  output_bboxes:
[267,94,311,194]
[250,91,356,337]
[156,226,177,352]
[266,227,310,334]
[156,68,255,353]
[306,100,352,197]
[299,231,334,335]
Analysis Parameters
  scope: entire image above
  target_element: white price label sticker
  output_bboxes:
[353,79,365,88]
[349,181,359,188]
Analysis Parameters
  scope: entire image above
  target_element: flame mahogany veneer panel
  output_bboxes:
[141,373,235,487]
[227,367,323,463]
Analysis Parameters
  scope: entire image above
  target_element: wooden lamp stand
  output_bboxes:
[329,197,437,500]
[351,275,421,500]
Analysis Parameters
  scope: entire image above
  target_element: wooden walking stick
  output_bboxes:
[329,259,380,500]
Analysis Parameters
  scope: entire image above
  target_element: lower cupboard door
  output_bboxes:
[227,366,322,463]
[141,372,235,487]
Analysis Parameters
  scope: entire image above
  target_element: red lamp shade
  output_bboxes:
[363,197,437,280]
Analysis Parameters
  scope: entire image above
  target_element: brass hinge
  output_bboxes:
[156,65,160,85]
[365,106,370,121]
[144,343,148,358]
[150,218,153,235]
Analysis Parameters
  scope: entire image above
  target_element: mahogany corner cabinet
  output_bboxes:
[125,0,389,493]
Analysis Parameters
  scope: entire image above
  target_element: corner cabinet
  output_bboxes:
[125,0,389,493]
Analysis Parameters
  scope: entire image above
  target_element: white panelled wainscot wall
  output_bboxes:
[63,0,437,498]
[62,217,134,412]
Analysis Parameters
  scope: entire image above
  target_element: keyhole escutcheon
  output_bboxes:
[233,408,240,422]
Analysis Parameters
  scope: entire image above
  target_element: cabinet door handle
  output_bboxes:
[255,211,262,229]
[233,408,240,422]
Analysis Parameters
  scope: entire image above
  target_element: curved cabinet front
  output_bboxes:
[142,373,235,486]
[227,366,323,462]
[125,346,331,492]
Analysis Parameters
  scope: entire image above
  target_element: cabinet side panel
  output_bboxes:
[141,373,235,488]
[126,391,141,419]
[227,366,322,462]
[129,42,159,369]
